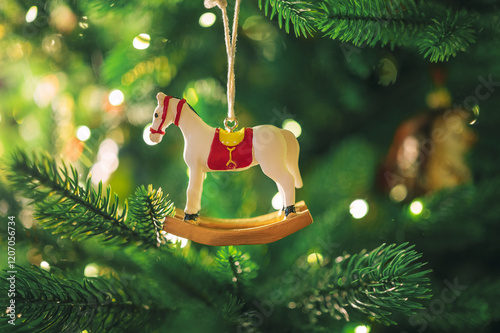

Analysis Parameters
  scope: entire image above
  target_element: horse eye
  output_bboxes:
[155,113,159,118]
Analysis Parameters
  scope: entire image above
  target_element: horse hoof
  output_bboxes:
[284,205,296,218]
[184,212,199,225]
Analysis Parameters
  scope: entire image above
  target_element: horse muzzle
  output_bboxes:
[149,131,163,143]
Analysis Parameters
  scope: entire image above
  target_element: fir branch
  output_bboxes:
[419,10,477,62]
[302,243,432,325]
[316,0,425,48]
[128,185,174,248]
[5,151,173,248]
[0,266,166,332]
[215,246,259,294]
[261,0,478,62]
[258,0,317,37]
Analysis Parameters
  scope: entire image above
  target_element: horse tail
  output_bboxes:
[281,129,303,188]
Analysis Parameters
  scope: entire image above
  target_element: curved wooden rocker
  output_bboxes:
[163,201,313,246]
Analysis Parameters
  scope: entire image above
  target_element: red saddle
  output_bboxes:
[207,128,253,171]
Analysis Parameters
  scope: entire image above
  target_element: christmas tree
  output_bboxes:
[1,0,500,332]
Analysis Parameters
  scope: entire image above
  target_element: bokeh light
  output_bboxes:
[184,88,198,105]
[76,125,91,141]
[470,105,480,125]
[389,184,407,202]
[272,192,283,210]
[409,199,424,215]
[26,6,38,23]
[282,119,302,138]
[40,261,50,272]
[199,12,216,28]
[354,325,371,333]
[164,233,189,248]
[133,33,150,50]
[19,114,41,142]
[108,89,124,106]
[90,139,119,185]
[143,123,157,145]
[34,75,59,108]
[84,263,100,277]
[307,253,324,266]
[349,199,369,219]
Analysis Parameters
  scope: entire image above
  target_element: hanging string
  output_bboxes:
[205,0,242,129]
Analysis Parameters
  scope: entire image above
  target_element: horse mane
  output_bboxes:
[170,95,200,118]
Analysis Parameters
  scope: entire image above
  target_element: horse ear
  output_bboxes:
[156,92,166,104]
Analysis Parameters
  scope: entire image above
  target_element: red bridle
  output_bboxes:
[150,96,187,135]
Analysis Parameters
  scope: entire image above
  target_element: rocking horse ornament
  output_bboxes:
[147,0,312,246]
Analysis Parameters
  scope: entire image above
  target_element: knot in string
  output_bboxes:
[204,0,227,9]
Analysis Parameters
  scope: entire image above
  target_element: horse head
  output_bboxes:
[149,92,176,143]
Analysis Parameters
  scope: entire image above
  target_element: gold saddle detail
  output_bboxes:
[219,128,245,146]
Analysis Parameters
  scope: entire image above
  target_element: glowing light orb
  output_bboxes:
[199,12,216,28]
[108,89,124,106]
[84,263,100,277]
[164,233,189,248]
[349,199,369,219]
[133,33,150,50]
[272,192,283,210]
[282,119,302,138]
[307,253,324,265]
[40,261,50,272]
[76,125,91,141]
[143,123,157,146]
[410,199,424,215]
[389,184,407,202]
[184,88,198,105]
[470,105,480,125]
[26,6,38,23]
[354,325,371,333]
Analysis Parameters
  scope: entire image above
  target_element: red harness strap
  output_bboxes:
[150,96,186,135]
[175,98,187,127]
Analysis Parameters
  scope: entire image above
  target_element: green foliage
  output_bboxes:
[262,0,478,61]
[419,10,477,62]
[258,0,317,36]
[0,266,165,332]
[5,151,173,249]
[301,243,432,325]
[215,246,259,291]
[128,185,174,246]
[316,0,424,48]
[424,279,500,331]
[2,0,499,331]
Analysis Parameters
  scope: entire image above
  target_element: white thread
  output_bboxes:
[227,0,241,122]
[211,0,241,123]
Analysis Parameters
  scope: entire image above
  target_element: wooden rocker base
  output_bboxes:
[162,201,313,246]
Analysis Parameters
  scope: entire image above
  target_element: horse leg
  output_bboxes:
[276,183,286,213]
[262,166,296,217]
[254,126,297,217]
[184,168,205,223]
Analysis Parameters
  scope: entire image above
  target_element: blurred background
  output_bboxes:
[1,0,500,332]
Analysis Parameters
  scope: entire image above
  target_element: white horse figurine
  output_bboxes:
[149,92,303,222]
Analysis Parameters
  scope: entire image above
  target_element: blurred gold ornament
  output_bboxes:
[426,87,452,109]
[380,107,476,200]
